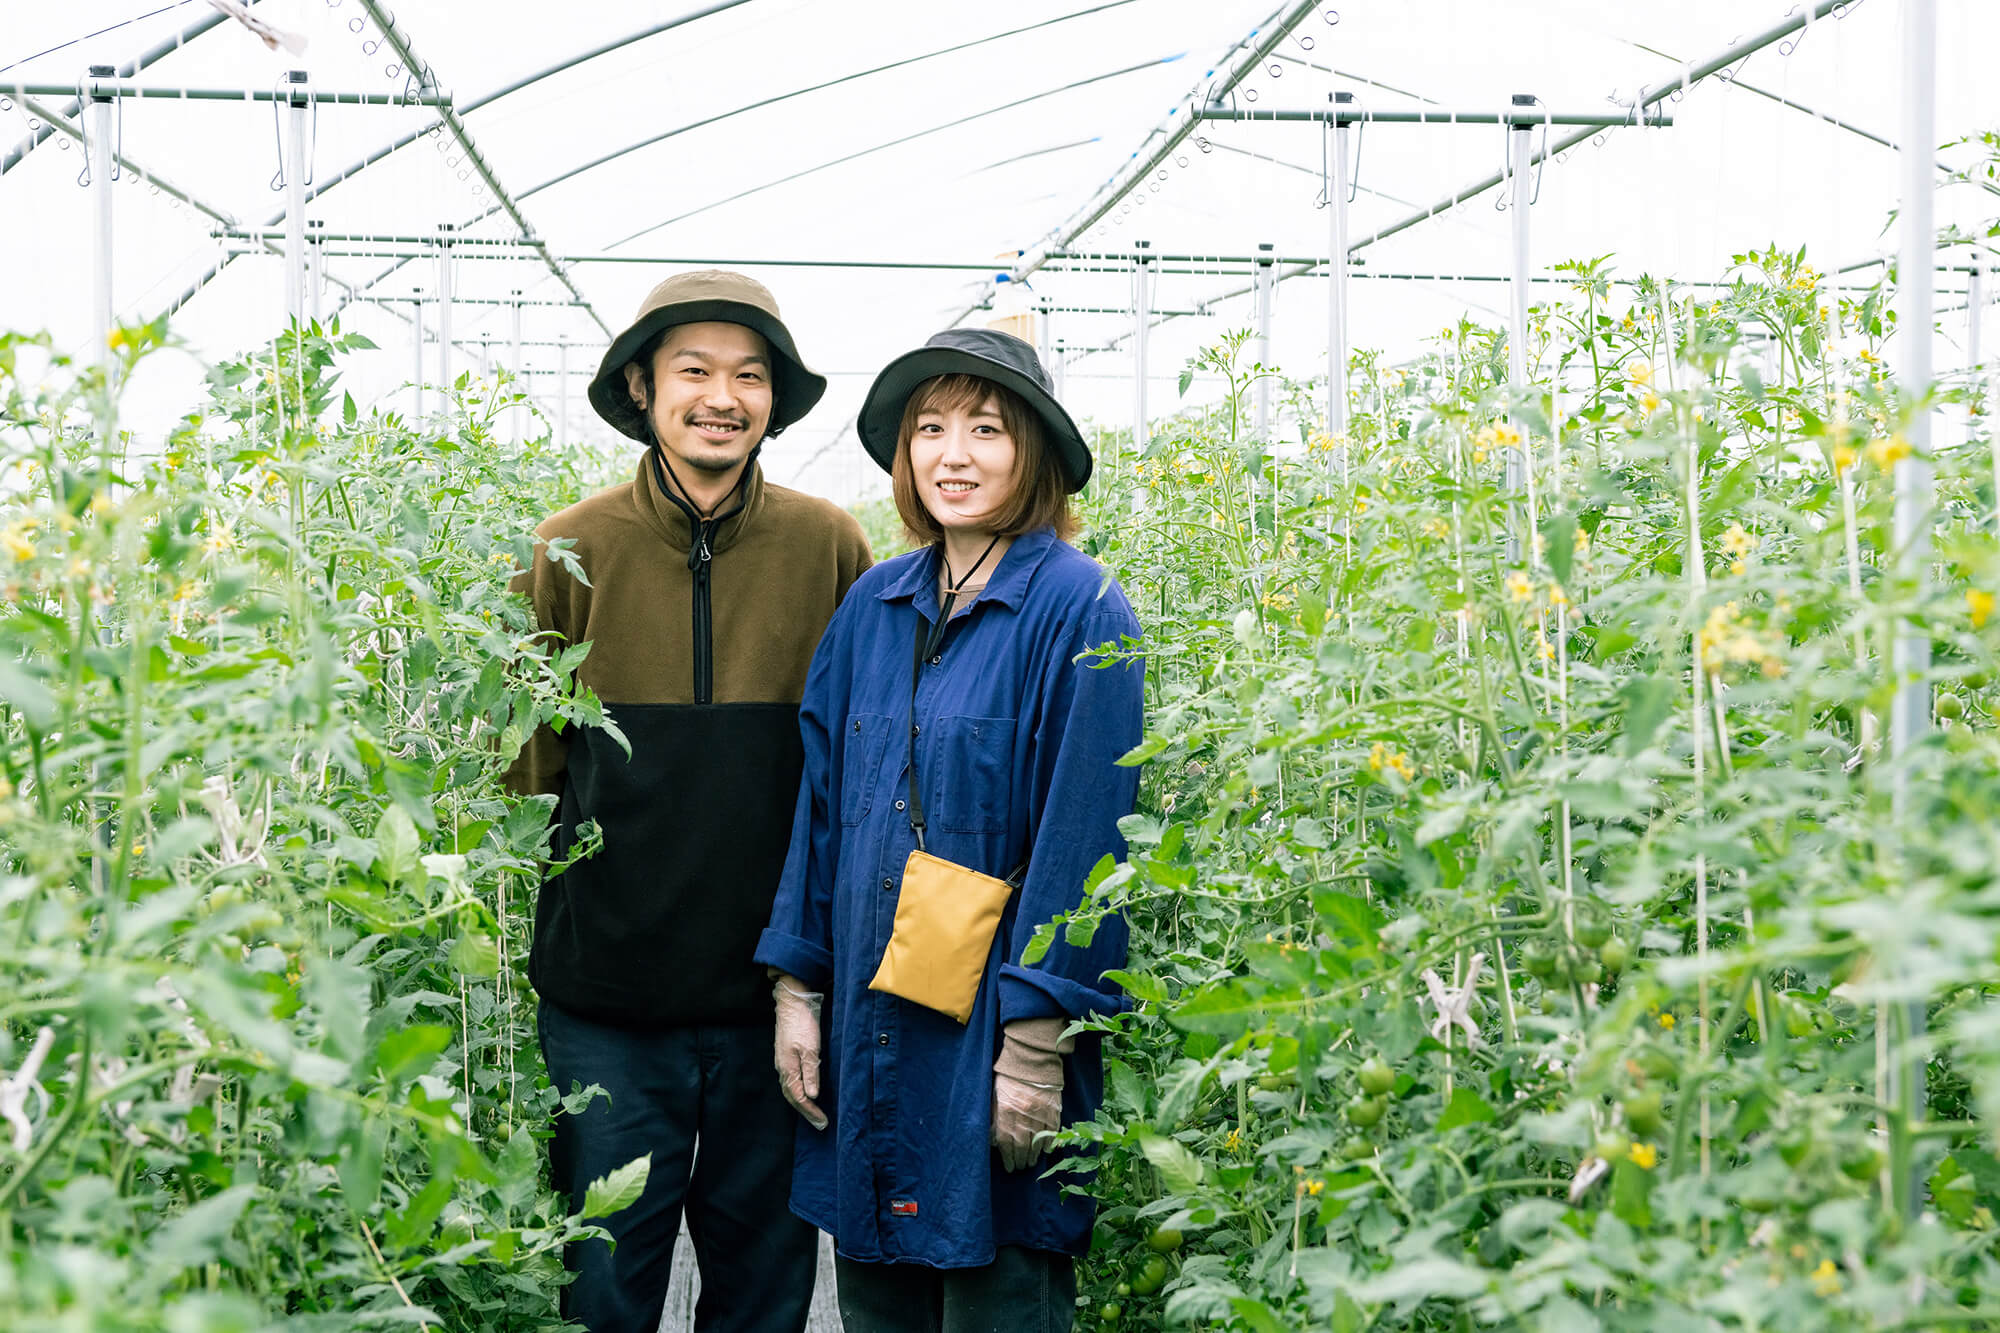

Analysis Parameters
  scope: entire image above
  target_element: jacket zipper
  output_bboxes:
[691,520,715,704]
[652,447,752,707]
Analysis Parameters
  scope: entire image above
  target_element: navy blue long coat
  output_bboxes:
[755,526,1144,1268]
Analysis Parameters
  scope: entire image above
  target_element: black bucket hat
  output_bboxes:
[588,269,827,442]
[858,327,1091,493]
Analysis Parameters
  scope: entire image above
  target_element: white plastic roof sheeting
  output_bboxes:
[2,0,1995,502]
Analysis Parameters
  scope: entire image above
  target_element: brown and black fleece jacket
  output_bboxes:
[503,450,872,1027]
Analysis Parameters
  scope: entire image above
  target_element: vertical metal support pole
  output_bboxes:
[1132,240,1151,459]
[307,218,324,325]
[557,335,569,450]
[1035,299,1053,368]
[1507,94,1534,495]
[1254,242,1275,440]
[509,290,524,443]
[283,71,308,327]
[1327,94,1353,446]
[87,66,116,371]
[411,293,425,417]
[1052,339,1067,402]
[1890,0,1936,1223]
[1969,263,1985,455]
[1985,249,2000,532]
[436,223,455,391]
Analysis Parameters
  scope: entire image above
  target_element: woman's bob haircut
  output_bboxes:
[891,374,1077,547]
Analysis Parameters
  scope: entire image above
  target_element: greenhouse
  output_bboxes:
[5,0,2000,1328]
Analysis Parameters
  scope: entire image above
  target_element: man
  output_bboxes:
[504,270,872,1332]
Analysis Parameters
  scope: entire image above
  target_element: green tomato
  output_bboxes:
[1622,1089,1665,1138]
[1597,937,1631,973]
[1936,692,1965,720]
[1346,1094,1388,1128]
[1777,1127,1814,1167]
[1130,1255,1170,1296]
[1781,996,1815,1040]
[1114,1282,1131,1297]
[1357,1057,1397,1097]
[1098,1301,1123,1323]
[1340,1134,1375,1161]
[1255,1071,1294,1092]
[1575,913,1614,949]
[1573,958,1604,985]
[1966,669,1991,691]
[1592,1130,1631,1163]
[1520,937,1559,979]
[1145,1227,1183,1254]
[1841,1143,1885,1182]
[1635,1047,1678,1083]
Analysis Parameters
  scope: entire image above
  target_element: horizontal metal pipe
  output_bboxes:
[219,228,542,247]
[364,295,589,308]
[558,254,1004,271]
[1192,106,1671,127]
[1,81,451,106]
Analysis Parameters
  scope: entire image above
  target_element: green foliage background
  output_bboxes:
[7,235,2000,1332]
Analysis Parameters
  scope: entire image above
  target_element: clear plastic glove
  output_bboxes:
[772,975,827,1130]
[992,1018,1072,1172]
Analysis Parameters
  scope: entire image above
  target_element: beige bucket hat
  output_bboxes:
[587,269,827,441]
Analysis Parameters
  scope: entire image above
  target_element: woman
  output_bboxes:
[755,328,1143,1332]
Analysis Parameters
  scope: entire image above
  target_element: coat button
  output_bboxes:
[912,724,921,736]
[853,720,862,733]
[930,655,942,666]
[877,1033,890,1046]
[881,877,894,891]
[893,799,905,811]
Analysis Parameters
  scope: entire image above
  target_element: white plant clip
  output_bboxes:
[1420,951,1486,1048]
[198,775,270,868]
[1,1027,55,1154]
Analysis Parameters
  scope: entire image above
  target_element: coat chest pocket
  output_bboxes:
[935,715,1016,834]
[840,713,893,826]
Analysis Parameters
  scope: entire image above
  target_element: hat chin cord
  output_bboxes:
[643,416,760,525]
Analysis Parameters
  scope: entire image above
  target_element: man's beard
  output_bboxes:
[653,406,754,473]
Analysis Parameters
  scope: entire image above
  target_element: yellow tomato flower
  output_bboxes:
[1368,741,1388,774]
[1388,752,1415,781]
[1832,443,1858,475]
[1421,516,1451,540]
[1224,1129,1242,1152]
[1720,524,1759,559]
[1857,346,1880,365]
[1970,589,1994,629]
[1639,390,1662,414]
[1659,1012,1676,1030]
[1506,571,1534,602]
[1628,1142,1658,1170]
[1864,434,1910,469]
[0,525,33,562]
[1625,360,1653,388]
[1306,1178,1325,1196]
[1811,1258,1842,1297]
[1491,422,1523,451]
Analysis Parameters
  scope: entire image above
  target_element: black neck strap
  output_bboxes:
[906,536,1002,852]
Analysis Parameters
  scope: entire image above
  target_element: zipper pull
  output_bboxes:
[698,521,714,563]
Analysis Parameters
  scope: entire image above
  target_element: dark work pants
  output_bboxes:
[834,1247,1076,1333]
[538,1001,818,1333]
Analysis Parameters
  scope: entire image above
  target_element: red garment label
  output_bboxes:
[889,1199,919,1217]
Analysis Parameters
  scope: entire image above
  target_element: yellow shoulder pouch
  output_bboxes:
[867,585,1023,1025]
[868,850,1015,1024]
